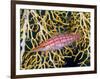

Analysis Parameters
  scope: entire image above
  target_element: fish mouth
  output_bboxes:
[32,47,40,52]
[32,45,44,52]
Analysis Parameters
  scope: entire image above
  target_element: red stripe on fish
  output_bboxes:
[32,33,80,52]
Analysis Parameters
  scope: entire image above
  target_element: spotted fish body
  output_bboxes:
[32,33,80,52]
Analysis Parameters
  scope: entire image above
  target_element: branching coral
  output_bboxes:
[20,9,91,69]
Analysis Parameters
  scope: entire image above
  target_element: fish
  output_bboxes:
[32,33,80,52]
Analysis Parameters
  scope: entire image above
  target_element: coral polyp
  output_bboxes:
[20,9,90,69]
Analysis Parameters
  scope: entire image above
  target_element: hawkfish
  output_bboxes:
[32,33,80,52]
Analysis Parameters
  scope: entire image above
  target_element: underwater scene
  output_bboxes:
[20,9,91,69]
